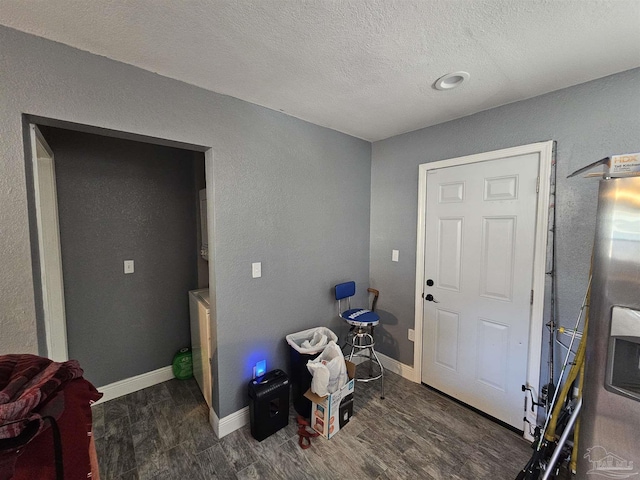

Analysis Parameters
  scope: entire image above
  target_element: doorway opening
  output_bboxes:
[26,117,214,404]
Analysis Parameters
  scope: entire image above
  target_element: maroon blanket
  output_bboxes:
[0,354,83,440]
[0,354,99,480]
[14,378,101,480]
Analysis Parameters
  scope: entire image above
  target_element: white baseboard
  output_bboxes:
[93,366,174,405]
[209,407,220,437]
[375,352,417,383]
[210,406,249,439]
[348,351,417,382]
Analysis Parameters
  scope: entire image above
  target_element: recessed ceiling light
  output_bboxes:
[434,71,470,91]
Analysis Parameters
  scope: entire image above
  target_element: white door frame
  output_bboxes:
[30,123,69,361]
[413,141,554,439]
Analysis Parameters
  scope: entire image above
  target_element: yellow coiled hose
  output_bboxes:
[543,281,590,469]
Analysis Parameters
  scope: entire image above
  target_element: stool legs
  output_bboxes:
[368,326,374,378]
[345,326,384,399]
[369,342,384,400]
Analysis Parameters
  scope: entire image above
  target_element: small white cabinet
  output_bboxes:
[189,289,212,408]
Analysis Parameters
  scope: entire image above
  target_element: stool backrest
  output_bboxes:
[335,281,355,300]
[335,281,355,315]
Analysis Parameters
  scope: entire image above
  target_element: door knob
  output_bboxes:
[425,294,439,303]
[426,279,434,286]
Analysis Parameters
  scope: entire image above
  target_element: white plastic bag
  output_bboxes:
[285,327,338,354]
[306,341,348,397]
[301,330,328,350]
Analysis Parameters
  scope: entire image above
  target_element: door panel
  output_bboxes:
[437,217,463,291]
[480,216,516,301]
[439,182,465,203]
[421,153,539,429]
[484,175,518,200]
[476,318,509,391]
[435,309,460,371]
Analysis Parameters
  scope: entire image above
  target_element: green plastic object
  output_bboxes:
[172,347,193,380]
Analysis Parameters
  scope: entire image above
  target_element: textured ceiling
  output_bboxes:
[1,0,639,141]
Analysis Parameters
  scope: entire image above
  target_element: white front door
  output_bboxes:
[421,152,539,429]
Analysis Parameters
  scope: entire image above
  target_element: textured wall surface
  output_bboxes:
[0,26,371,417]
[370,68,640,367]
[40,127,198,387]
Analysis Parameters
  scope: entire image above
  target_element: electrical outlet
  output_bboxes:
[408,328,415,341]
[124,260,134,274]
[252,262,262,278]
[392,249,399,262]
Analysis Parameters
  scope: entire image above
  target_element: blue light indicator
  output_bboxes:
[255,360,267,377]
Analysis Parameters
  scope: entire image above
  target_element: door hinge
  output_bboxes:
[536,176,540,193]
[530,290,534,304]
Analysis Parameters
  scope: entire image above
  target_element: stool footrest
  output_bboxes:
[342,320,385,399]
[353,374,383,382]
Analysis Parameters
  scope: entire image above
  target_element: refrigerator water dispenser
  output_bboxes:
[606,306,640,401]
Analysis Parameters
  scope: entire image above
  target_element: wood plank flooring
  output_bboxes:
[93,368,532,479]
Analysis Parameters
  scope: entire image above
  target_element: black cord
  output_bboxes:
[42,416,64,480]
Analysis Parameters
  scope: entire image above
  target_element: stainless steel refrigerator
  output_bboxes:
[577,176,640,478]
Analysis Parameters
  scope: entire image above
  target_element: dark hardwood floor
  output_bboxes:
[93,366,533,479]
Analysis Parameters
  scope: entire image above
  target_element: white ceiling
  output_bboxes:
[2,1,639,141]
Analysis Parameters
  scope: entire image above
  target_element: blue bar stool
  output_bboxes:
[335,281,384,399]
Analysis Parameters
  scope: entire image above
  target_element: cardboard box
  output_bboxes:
[568,153,640,179]
[304,360,356,439]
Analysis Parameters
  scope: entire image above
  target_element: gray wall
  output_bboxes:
[39,127,198,387]
[370,68,640,368]
[0,26,371,417]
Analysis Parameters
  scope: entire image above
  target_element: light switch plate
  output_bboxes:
[392,250,399,262]
[124,260,134,274]
[408,328,415,341]
[252,262,262,278]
